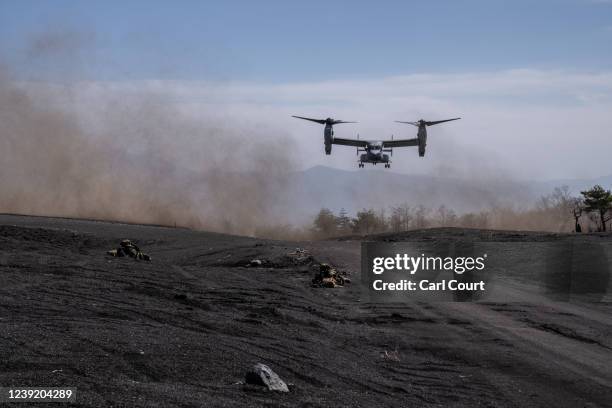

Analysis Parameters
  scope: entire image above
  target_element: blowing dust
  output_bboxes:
[0,67,297,236]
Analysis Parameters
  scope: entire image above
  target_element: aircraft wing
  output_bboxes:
[332,137,368,147]
[382,138,419,148]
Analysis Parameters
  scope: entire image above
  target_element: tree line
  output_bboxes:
[309,185,612,238]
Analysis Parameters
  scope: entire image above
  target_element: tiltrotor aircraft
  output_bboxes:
[292,115,460,168]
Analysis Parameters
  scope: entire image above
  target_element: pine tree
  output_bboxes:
[337,208,351,234]
[581,185,612,232]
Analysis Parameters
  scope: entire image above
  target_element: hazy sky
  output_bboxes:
[1,0,612,180]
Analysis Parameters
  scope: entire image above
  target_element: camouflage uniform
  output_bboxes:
[107,240,151,261]
[312,263,347,287]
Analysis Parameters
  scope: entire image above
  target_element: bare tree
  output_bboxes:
[413,205,430,229]
[390,203,412,232]
[537,186,576,232]
[435,205,457,227]
[571,197,584,233]
[312,208,338,238]
[458,211,488,228]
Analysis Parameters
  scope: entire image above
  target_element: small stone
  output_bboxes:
[250,259,263,267]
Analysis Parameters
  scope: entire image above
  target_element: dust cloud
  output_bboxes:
[0,63,297,236]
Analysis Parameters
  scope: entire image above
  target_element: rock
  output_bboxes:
[244,363,289,392]
[250,259,263,267]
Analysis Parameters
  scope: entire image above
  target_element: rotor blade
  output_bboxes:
[331,120,357,125]
[394,121,420,126]
[292,115,327,124]
[424,118,461,126]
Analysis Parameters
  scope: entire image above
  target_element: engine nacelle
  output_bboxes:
[324,125,334,155]
[325,139,332,154]
[418,133,427,157]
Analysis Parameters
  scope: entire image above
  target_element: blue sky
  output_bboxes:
[2,1,612,180]
[1,0,611,81]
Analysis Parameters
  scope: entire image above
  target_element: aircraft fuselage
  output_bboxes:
[360,152,390,163]
[358,142,391,168]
